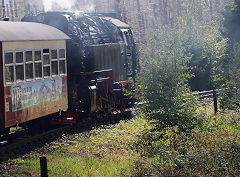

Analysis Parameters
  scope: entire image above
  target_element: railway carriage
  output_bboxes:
[0,21,70,135]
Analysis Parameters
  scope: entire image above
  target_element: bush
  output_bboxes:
[137,25,202,133]
[133,111,240,176]
[220,86,240,110]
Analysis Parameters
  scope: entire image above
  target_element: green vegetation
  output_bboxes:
[137,24,202,132]
[136,0,227,133]
[181,0,227,91]
[133,106,240,176]
[132,0,240,176]
[2,106,240,177]
[4,118,150,176]
[222,0,240,46]
[12,154,132,176]
[220,0,240,110]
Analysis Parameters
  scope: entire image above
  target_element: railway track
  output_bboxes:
[0,110,134,162]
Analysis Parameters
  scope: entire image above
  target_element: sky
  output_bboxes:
[42,0,95,12]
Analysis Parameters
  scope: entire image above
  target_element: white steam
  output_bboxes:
[43,0,95,12]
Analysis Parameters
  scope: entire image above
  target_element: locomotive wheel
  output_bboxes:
[27,117,51,136]
[28,120,41,136]
[120,99,127,113]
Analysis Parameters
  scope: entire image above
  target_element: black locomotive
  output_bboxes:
[22,12,138,123]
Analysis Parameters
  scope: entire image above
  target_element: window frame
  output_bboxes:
[15,49,24,83]
[51,48,59,77]
[59,48,67,76]
[34,48,43,80]
[25,49,34,82]
[4,50,14,86]
[43,48,50,79]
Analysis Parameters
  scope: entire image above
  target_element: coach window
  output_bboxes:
[25,50,33,81]
[51,49,58,77]
[59,48,66,76]
[15,50,24,83]
[4,51,14,85]
[43,49,50,78]
[34,50,42,79]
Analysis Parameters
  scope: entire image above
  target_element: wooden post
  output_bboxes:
[213,89,218,114]
[40,156,48,177]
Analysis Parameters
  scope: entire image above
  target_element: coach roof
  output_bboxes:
[0,21,70,42]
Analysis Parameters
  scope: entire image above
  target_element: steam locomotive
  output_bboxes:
[0,12,138,137]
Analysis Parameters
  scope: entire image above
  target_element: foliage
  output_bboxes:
[220,42,240,110]
[185,24,227,90]
[220,0,240,110]
[137,23,203,132]
[222,0,240,45]
[136,0,228,133]
[133,106,240,177]
[180,0,228,91]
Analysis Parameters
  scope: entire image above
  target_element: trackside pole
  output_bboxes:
[40,156,48,177]
[213,89,218,114]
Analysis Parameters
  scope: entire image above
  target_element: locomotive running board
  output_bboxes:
[51,118,76,125]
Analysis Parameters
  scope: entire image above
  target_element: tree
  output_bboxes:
[180,0,227,91]
[137,0,227,131]
[222,0,240,45]
[220,0,240,110]
[137,25,201,132]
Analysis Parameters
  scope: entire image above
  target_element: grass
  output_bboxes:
[12,154,133,176]
[2,104,240,176]
[2,117,150,177]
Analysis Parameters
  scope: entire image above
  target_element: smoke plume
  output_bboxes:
[42,0,95,12]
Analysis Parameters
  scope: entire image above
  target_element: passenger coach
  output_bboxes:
[0,21,70,135]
